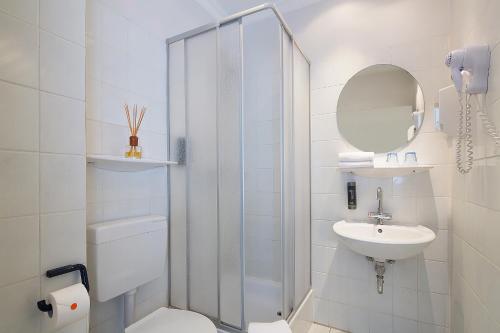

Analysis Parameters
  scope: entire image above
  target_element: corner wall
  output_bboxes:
[285,0,454,331]
[0,0,86,332]
[449,0,500,332]
[85,1,213,332]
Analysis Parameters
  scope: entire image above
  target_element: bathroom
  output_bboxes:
[0,0,499,332]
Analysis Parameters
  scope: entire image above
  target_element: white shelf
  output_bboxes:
[338,164,433,178]
[87,155,177,172]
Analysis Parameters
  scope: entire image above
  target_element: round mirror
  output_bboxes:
[337,64,424,153]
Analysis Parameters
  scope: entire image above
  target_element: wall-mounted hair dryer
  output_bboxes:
[443,45,499,174]
[445,45,490,94]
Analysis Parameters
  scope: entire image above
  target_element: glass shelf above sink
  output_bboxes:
[338,165,433,178]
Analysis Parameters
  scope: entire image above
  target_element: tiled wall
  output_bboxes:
[449,0,500,332]
[243,16,283,283]
[85,1,169,332]
[0,0,86,332]
[84,1,213,332]
[286,0,453,332]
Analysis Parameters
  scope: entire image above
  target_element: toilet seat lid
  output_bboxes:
[125,307,217,333]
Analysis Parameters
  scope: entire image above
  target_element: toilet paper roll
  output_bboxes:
[48,283,90,330]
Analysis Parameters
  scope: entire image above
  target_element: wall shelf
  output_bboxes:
[87,155,177,172]
[338,164,433,178]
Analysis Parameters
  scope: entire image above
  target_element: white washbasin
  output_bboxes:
[333,220,436,261]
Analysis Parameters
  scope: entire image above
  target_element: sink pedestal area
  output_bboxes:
[333,220,436,293]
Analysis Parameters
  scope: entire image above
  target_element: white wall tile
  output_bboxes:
[311,167,341,194]
[86,37,101,82]
[418,322,446,333]
[40,210,86,271]
[90,317,123,333]
[311,245,335,274]
[393,257,418,290]
[415,165,453,197]
[40,154,85,213]
[0,81,38,151]
[40,92,85,155]
[329,301,350,331]
[369,281,393,315]
[0,0,38,24]
[0,11,38,87]
[101,123,129,157]
[44,318,87,333]
[369,312,393,333]
[312,220,338,247]
[417,197,451,230]
[311,114,339,141]
[0,151,38,218]
[311,194,342,220]
[0,278,40,333]
[394,317,418,333]
[313,297,330,326]
[89,295,122,329]
[40,31,85,100]
[418,291,449,326]
[99,2,128,49]
[86,120,102,155]
[311,140,339,167]
[418,260,449,295]
[0,216,39,287]
[311,85,343,115]
[423,230,448,262]
[40,0,85,45]
[100,42,129,90]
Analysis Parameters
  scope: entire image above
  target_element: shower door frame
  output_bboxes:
[166,4,311,331]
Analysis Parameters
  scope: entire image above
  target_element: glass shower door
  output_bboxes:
[242,11,284,326]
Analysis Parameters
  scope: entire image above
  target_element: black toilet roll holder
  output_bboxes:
[36,264,90,314]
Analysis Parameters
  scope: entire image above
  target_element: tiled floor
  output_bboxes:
[308,323,349,333]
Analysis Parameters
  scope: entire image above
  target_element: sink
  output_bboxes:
[333,220,436,261]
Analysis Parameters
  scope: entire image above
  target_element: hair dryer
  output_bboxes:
[445,45,490,94]
[444,45,497,174]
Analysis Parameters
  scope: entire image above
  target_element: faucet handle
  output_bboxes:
[368,212,392,220]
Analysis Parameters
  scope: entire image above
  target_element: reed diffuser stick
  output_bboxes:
[124,104,133,134]
[123,103,147,158]
[135,107,146,134]
[133,104,137,136]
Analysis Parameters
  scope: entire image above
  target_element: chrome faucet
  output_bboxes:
[368,187,392,225]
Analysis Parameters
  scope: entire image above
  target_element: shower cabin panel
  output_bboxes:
[168,39,188,310]
[185,30,219,318]
[292,44,311,306]
[281,29,295,320]
[218,21,243,328]
[167,6,311,332]
[241,12,283,326]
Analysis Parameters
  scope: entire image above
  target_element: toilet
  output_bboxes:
[125,307,216,333]
[87,215,216,332]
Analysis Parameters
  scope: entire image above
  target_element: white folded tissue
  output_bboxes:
[338,152,374,162]
[339,161,374,168]
[248,320,291,333]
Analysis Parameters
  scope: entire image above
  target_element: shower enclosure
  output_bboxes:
[166,5,311,331]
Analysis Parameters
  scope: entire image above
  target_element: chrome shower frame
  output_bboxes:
[165,4,311,331]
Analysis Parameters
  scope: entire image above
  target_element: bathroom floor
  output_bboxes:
[308,323,348,333]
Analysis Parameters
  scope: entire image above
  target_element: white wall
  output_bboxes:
[84,1,213,332]
[449,0,500,332]
[0,0,86,332]
[284,0,454,332]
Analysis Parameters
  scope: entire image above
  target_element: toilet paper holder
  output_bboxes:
[37,264,90,313]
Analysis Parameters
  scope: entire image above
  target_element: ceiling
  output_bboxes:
[195,0,326,18]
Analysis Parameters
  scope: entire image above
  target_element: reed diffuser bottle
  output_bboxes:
[124,104,146,159]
